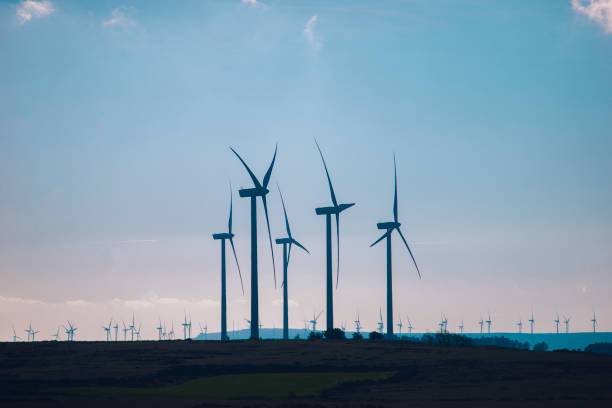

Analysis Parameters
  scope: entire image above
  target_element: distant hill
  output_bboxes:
[194,329,612,350]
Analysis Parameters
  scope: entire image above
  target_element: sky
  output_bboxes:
[1,0,611,340]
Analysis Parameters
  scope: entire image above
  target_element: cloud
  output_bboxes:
[572,0,612,33]
[65,299,92,307]
[16,0,54,25]
[0,295,46,305]
[103,7,135,28]
[242,0,266,7]
[303,15,321,52]
[272,298,299,308]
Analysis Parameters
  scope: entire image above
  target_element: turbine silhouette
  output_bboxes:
[370,155,420,338]
[230,145,277,339]
[314,140,354,331]
[213,185,243,341]
[275,185,309,340]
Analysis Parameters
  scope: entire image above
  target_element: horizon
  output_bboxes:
[2,0,612,341]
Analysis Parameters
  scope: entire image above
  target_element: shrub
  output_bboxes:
[324,328,346,340]
[584,343,612,355]
[368,331,384,341]
[533,342,548,351]
[352,332,364,341]
[308,331,324,340]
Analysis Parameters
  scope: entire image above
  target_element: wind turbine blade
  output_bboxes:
[393,154,398,223]
[370,231,390,247]
[315,139,338,207]
[292,239,310,254]
[262,144,278,188]
[261,194,277,287]
[316,311,322,320]
[277,185,292,239]
[229,147,262,189]
[229,237,244,295]
[228,184,233,234]
[335,213,340,289]
[396,227,421,279]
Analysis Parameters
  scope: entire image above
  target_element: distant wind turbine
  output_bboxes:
[156,319,163,341]
[458,320,464,334]
[486,315,492,335]
[213,185,243,341]
[554,313,560,334]
[51,327,60,341]
[397,317,403,335]
[370,155,421,338]
[517,320,523,334]
[275,185,309,340]
[478,318,484,336]
[122,321,129,341]
[592,313,598,333]
[563,316,570,334]
[529,311,535,334]
[407,317,413,335]
[230,144,277,340]
[354,313,361,333]
[377,308,384,333]
[314,140,355,331]
[310,311,322,332]
[113,321,119,341]
[12,326,22,342]
[102,318,112,341]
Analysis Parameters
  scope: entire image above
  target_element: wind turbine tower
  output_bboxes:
[102,319,112,341]
[564,316,570,334]
[592,313,598,333]
[407,318,413,335]
[275,186,309,340]
[458,320,464,334]
[529,312,535,334]
[478,318,484,336]
[555,313,560,334]
[486,315,492,335]
[213,186,244,341]
[113,321,119,341]
[314,141,355,332]
[517,320,523,334]
[377,308,384,333]
[370,155,421,339]
[156,319,163,341]
[397,317,403,335]
[230,145,277,340]
[12,326,22,342]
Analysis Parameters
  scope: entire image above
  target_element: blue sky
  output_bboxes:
[1,0,611,339]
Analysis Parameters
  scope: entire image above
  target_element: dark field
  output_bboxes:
[1,340,611,407]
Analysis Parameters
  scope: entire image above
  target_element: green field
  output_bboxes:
[55,371,393,398]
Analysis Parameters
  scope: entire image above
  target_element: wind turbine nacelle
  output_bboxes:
[377,222,400,230]
[213,232,234,240]
[238,187,268,197]
[315,203,355,215]
[275,237,292,244]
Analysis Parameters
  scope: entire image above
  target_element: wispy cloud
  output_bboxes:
[103,7,136,28]
[0,295,46,305]
[272,298,299,308]
[572,0,612,33]
[16,0,54,25]
[242,0,266,8]
[303,15,321,52]
[65,299,92,307]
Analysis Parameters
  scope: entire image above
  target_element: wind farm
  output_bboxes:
[3,0,612,406]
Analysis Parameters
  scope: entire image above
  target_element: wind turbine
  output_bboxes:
[517,320,523,334]
[199,322,208,339]
[51,327,60,341]
[486,315,492,335]
[102,318,112,341]
[12,326,22,342]
[113,321,119,341]
[230,145,277,340]
[354,313,361,333]
[25,323,32,342]
[377,308,384,333]
[554,313,560,334]
[213,185,244,341]
[407,317,413,335]
[443,316,448,333]
[397,317,403,335]
[134,323,142,340]
[122,321,129,341]
[592,313,598,333]
[478,318,484,336]
[156,319,163,341]
[438,318,445,334]
[130,314,136,341]
[309,311,322,332]
[30,325,39,342]
[275,185,309,340]
[529,311,535,334]
[169,322,175,340]
[458,320,464,334]
[564,316,570,334]
[370,155,421,338]
[182,313,189,340]
[314,141,355,331]
[65,321,76,341]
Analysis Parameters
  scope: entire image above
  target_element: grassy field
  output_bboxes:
[1,339,612,407]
